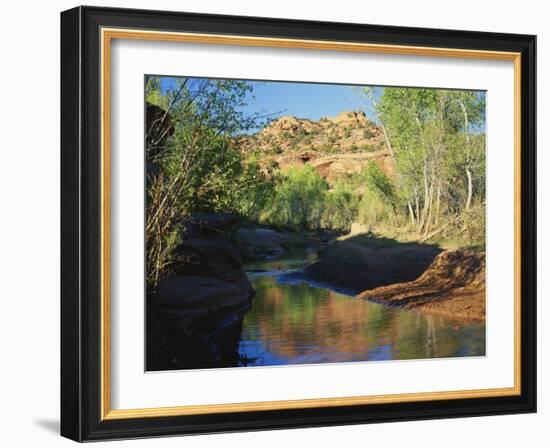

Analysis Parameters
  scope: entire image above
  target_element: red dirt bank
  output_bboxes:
[357,250,485,321]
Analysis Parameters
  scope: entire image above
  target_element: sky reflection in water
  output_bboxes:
[238,253,485,367]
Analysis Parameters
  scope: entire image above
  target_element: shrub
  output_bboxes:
[260,165,328,230]
[363,128,375,139]
[323,179,360,231]
[271,144,283,154]
[444,201,486,248]
[357,188,394,227]
[363,162,397,206]
[356,162,399,226]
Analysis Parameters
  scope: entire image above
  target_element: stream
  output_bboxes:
[238,249,485,367]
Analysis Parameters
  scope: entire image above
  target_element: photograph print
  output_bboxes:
[145,76,486,371]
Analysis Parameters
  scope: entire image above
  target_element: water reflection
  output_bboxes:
[238,253,485,367]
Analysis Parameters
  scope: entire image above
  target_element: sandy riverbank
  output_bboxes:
[357,249,485,321]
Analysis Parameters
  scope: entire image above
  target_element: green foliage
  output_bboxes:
[266,158,279,171]
[371,86,486,236]
[363,162,398,209]
[357,188,394,227]
[145,79,487,288]
[445,200,486,247]
[145,76,274,286]
[259,167,373,233]
[145,77,169,109]
[363,128,374,139]
[323,177,359,231]
[270,144,283,154]
[260,165,327,230]
[252,86,485,247]
[348,163,399,227]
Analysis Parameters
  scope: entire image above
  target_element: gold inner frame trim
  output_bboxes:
[100,27,522,421]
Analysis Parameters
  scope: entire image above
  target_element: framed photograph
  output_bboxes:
[60,6,536,442]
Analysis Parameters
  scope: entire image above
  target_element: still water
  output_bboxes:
[238,251,485,367]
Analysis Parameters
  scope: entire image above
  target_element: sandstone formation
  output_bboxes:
[235,111,395,182]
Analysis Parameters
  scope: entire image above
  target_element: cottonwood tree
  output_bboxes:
[362,87,485,239]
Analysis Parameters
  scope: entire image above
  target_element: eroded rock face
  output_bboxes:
[235,110,396,182]
[330,111,371,126]
[309,150,396,183]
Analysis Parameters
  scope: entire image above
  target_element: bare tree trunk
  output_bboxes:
[459,98,473,212]
[459,100,471,145]
[407,200,416,225]
[414,188,420,225]
[465,167,473,211]
[422,179,435,237]
[363,89,396,162]
[418,159,430,235]
[380,123,396,161]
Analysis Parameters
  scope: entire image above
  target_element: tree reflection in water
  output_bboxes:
[146,251,485,371]
[238,255,485,367]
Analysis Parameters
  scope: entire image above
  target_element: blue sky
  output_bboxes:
[159,77,375,122]
[157,77,485,133]
[240,81,372,121]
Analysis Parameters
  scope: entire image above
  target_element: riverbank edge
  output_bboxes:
[356,250,486,321]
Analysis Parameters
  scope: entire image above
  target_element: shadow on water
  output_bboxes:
[238,252,484,367]
[146,301,249,371]
[146,237,484,371]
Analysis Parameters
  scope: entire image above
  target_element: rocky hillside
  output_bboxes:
[236,111,395,182]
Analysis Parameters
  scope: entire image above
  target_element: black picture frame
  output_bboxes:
[61,5,536,442]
